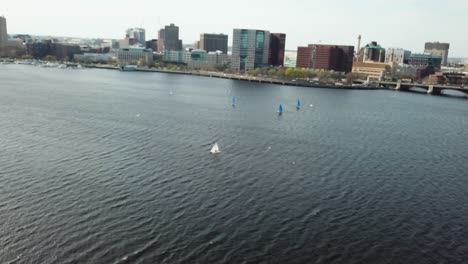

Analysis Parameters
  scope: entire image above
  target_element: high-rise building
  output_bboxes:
[231,29,270,70]
[199,33,228,54]
[119,38,136,49]
[125,28,146,46]
[424,42,450,66]
[296,44,354,73]
[296,46,314,69]
[145,39,158,51]
[385,48,411,64]
[157,29,165,52]
[158,23,182,53]
[0,16,8,49]
[193,40,200,49]
[268,33,286,67]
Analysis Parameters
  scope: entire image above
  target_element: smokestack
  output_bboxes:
[357,34,362,52]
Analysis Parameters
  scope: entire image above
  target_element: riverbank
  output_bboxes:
[1,59,380,90]
[83,64,382,91]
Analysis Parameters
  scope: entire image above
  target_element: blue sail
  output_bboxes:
[279,104,283,113]
[297,100,301,109]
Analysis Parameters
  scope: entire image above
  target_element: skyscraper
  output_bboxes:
[231,29,270,70]
[145,39,158,51]
[0,16,8,49]
[158,23,182,52]
[268,33,286,67]
[199,33,228,54]
[125,28,146,46]
[296,44,354,73]
[424,42,450,66]
[157,29,165,52]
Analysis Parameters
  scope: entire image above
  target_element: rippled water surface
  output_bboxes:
[1,65,468,264]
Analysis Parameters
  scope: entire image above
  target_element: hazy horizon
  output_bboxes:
[3,0,468,57]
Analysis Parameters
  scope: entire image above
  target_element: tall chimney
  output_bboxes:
[357,34,362,52]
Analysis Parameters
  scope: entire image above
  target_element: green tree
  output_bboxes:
[260,67,270,76]
[214,64,227,72]
[168,64,178,70]
[276,68,285,78]
[329,71,343,82]
[298,69,309,79]
[137,59,146,67]
[285,68,295,79]
[345,72,360,84]
[250,68,261,76]
[44,55,57,62]
[308,70,317,79]
[267,69,277,77]
[317,70,330,83]
[21,54,33,60]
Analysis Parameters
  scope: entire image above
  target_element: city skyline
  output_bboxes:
[2,0,468,57]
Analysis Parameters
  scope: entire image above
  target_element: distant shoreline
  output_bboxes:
[83,64,383,91]
[4,62,468,99]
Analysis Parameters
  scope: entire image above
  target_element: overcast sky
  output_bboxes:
[3,0,468,56]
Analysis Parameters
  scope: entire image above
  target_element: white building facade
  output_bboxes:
[385,48,411,64]
[117,48,153,65]
[164,49,230,70]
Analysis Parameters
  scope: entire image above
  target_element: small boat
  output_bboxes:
[296,99,301,110]
[278,104,283,115]
[210,143,220,154]
[232,96,237,107]
[120,65,137,71]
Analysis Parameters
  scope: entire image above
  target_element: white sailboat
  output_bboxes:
[210,143,221,154]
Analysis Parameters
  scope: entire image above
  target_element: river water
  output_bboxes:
[1,65,468,264]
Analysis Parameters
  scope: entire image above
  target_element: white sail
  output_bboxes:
[210,143,220,154]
